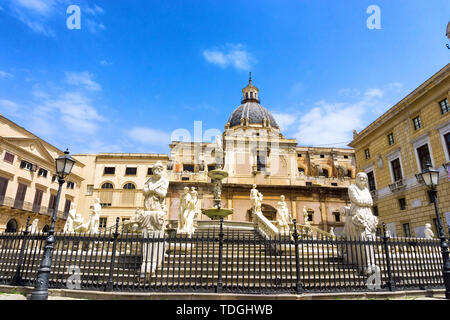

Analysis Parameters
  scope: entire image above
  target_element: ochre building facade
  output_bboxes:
[349,63,450,238]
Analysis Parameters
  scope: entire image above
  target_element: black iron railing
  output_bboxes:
[0,220,445,295]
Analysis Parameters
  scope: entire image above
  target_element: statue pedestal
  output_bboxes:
[140,230,166,277]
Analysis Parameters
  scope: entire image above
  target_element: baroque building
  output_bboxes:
[349,63,450,237]
[0,78,356,234]
[0,115,85,232]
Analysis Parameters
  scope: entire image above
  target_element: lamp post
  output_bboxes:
[416,162,450,299]
[30,149,75,300]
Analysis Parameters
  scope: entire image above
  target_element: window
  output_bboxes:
[147,168,153,175]
[67,181,75,189]
[101,182,113,189]
[346,170,352,178]
[86,185,93,196]
[32,189,43,213]
[387,133,395,146]
[123,183,136,190]
[344,155,348,159]
[367,171,376,191]
[308,213,313,222]
[440,98,449,115]
[38,168,48,178]
[20,160,35,171]
[256,152,266,172]
[181,177,190,181]
[322,169,329,177]
[373,206,379,217]
[398,198,406,210]
[402,223,411,237]
[48,194,57,211]
[333,212,340,222]
[64,199,71,214]
[103,167,115,175]
[444,133,450,161]
[125,167,137,175]
[416,144,432,171]
[3,152,14,164]
[390,158,403,181]
[183,164,194,172]
[298,167,305,174]
[297,153,302,158]
[52,174,57,183]
[0,177,8,200]
[14,183,27,209]
[99,218,107,229]
[413,116,422,130]
[331,182,338,186]
[364,149,370,159]
[320,154,325,159]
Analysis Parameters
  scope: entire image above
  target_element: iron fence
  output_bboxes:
[0,219,445,295]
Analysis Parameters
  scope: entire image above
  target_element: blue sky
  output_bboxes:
[0,0,449,154]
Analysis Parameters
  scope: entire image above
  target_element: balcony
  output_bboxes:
[389,179,406,193]
[0,196,65,219]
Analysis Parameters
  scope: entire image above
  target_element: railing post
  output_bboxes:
[216,217,224,293]
[382,223,396,291]
[11,216,31,286]
[292,219,303,294]
[105,217,120,292]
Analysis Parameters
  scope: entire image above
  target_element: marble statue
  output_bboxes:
[250,184,259,211]
[28,218,39,233]
[177,187,192,234]
[89,198,101,233]
[73,213,86,232]
[329,227,335,237]
[276,195,291,233]
[134,161,169,275]
[214,135,224,169]
[342,172,379,274]
[63,203,77,233]
[136,161,169,232]
[424,224,434,239]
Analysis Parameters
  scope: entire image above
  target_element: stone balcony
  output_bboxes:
[388,179,406,193]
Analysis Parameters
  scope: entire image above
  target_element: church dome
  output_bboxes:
[227,102,279,129]
[226,74,279,129]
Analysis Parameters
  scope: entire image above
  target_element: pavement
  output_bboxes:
[0,292,84,300]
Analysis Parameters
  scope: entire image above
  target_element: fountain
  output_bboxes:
[202,169,233,220]
[201,135,233,220]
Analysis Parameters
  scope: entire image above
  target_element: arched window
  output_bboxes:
[123,183,136,190]
[322,169,329,178]
[6,219,17,233]
[298,167,305,174]
[101,182,113,189]
[42,225,49,233]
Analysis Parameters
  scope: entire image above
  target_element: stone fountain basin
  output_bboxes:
[202,208,233,220]
[207,169,228,180]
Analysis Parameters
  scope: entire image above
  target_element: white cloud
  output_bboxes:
[85,19,106,34]
[365,88,384,99]
[0,71,14,78]
[100,60,112,66]
[203,44,256,71]
[272,112,296,131]
[0,99,19,115]
[84,4,104,16]
[285,84,401,147]
[127,127,172,146]
[66,71,101,91]
[294,100,367,146]
[13,0,56,15]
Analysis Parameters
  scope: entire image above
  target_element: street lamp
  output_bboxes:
[30,149,75,300]
[416,162,450,299]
